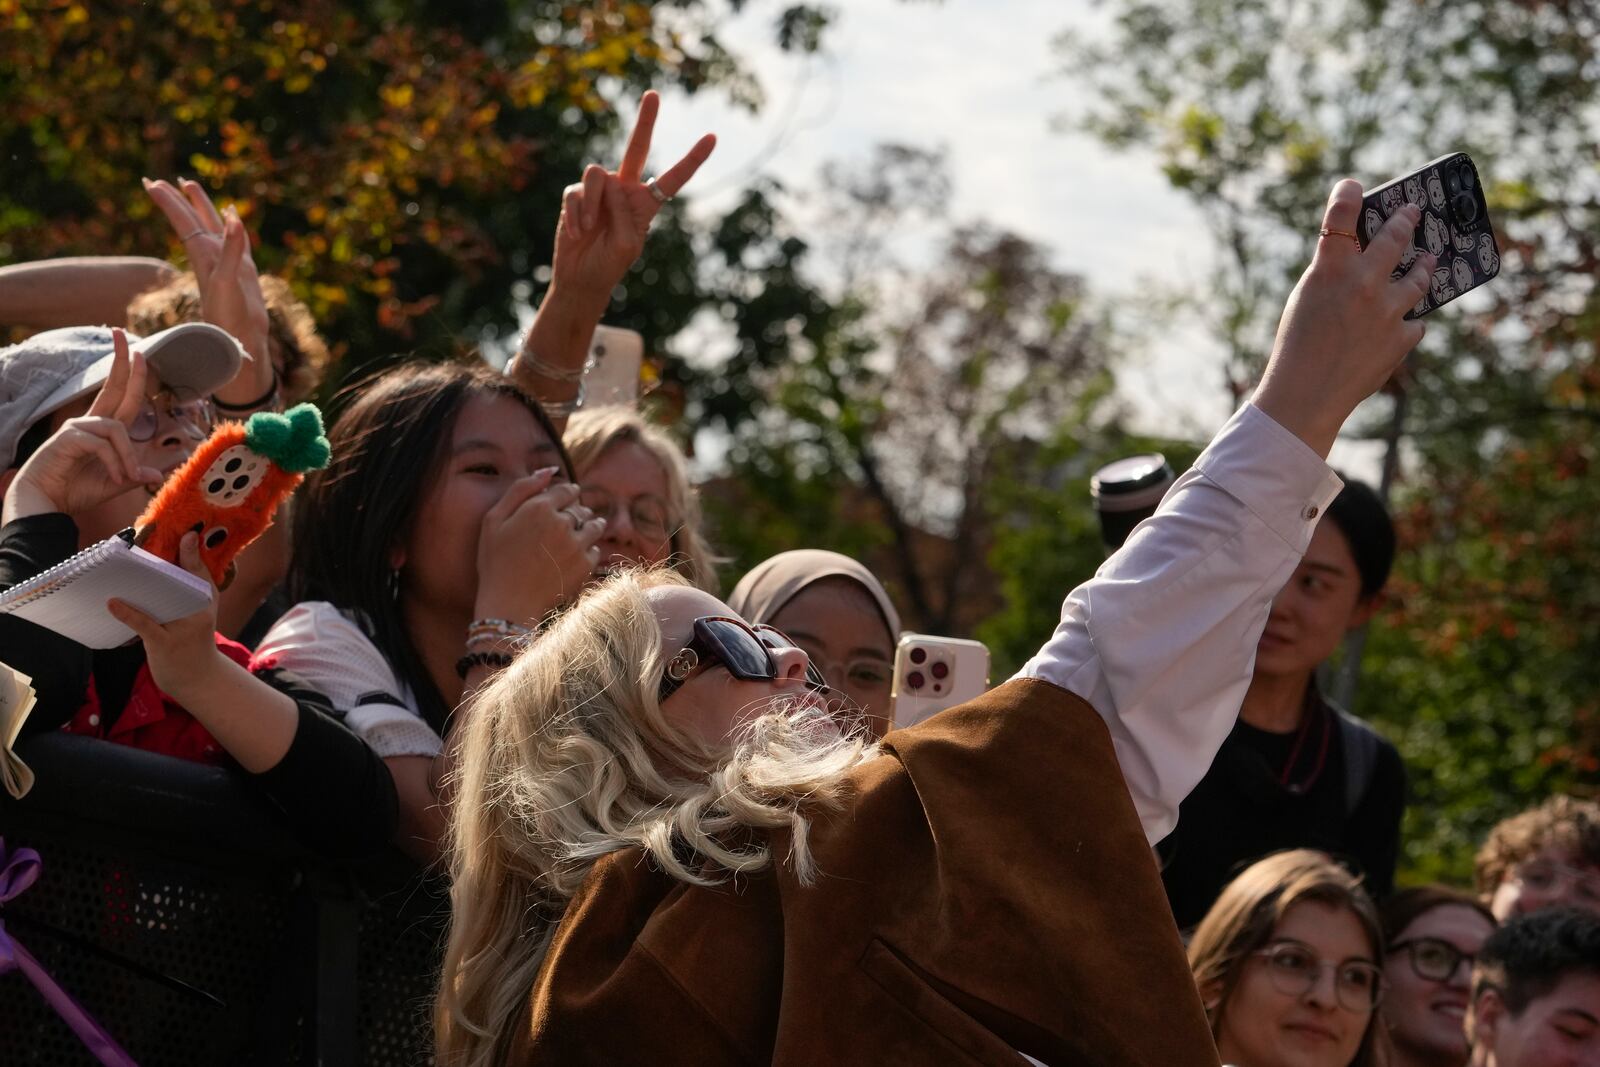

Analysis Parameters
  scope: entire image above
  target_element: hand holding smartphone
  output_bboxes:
[1358,152,1499,318]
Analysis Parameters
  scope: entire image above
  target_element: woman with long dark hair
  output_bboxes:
[257,362,603,864]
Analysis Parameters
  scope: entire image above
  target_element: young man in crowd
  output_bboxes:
[1159,478,1408,930]
[1467,906,1600,1066]
[1477,795,1600,922]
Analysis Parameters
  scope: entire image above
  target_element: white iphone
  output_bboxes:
[583,325,644,406]
[890,633,991,729]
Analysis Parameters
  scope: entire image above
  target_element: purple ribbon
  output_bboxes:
[0,838,139,1066]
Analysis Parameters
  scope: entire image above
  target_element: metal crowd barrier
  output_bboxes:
[0,732,445,1066]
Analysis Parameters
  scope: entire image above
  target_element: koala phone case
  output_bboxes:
[584,325,644,407]
[890,633,990,730]
[1358,152,1500,318]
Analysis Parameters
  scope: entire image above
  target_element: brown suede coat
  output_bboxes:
[511,677,1221,1065]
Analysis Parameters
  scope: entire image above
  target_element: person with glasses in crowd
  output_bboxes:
[0,327,395,857]
[1476,795,1600,922]
[728,549,902,737]
[562,405,720,591]
[1465,906,1600,1066]
[435,182,1440,1063]
[1189,850,1390,1067]
[1381,886,1498,1067]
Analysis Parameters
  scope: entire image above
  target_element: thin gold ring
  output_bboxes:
[1319,227,1361,247]
[181,228,209,242]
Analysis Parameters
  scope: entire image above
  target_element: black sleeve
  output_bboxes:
[1345,738,1407,899]
[248,663,400,861]
[0,515,103,735]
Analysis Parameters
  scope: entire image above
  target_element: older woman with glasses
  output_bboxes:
[562,405,720,591]
[1189,850,1391,1067]
[1379,886,1496,1067]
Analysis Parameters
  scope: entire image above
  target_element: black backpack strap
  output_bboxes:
[1335,707,1382,818]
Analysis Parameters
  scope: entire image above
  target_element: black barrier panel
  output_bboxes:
[0,732,444,1066]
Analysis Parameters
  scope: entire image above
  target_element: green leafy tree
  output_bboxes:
[0,0,838,402]
[710,145,1132,651]
[1060,0,1600,882]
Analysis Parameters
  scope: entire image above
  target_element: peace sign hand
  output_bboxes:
[549,91,717,301]
[143,177,272,400]
[2,329,165,524]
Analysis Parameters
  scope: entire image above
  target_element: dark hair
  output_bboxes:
[1475,794,1600,898]
[1474,906,1600,1016]
[9,416,54,470]
[289,359,573,730]
[1381,885,1495,946]
[1324,476,1395,599]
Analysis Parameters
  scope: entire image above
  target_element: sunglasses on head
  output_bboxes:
[658,616,829,703]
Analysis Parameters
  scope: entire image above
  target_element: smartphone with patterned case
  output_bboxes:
[889,633,990,730]
[1358,152,1500,318]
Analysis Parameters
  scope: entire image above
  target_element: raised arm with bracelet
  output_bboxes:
[506,91,715,429]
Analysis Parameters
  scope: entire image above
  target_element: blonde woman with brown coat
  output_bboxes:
[437,185,1440,1064]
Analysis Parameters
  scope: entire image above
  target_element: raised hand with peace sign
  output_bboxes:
[508,91,716,424]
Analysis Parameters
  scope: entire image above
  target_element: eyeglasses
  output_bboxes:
[580,487,675,544]
[1251,942,1385,1013]
[658,616,829,703]
[128,387,215,443]
[802,651,892,691]
[1513,859,1600,905]
[1389,937,1475,983]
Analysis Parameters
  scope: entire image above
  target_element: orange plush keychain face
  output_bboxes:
[135,404,330,587]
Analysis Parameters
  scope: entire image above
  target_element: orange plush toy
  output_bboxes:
[135,404,331,587]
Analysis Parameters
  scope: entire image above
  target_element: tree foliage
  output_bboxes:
[0,0,836,402]
[1062,0,1600,882]
[709,145,1162,672]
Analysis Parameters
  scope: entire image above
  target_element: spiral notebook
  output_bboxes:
[0,531,213,648]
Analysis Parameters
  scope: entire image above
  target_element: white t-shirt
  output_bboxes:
[256,601,443,760]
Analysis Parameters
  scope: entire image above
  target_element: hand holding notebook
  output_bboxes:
[0,529,213,648]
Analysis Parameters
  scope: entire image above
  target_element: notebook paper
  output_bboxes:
[0,534,213,648]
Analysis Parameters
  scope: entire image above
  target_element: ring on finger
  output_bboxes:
[645,178,671,206]
[563,508,584,532]
[1318,227,1361,248]
[181,229,209,242]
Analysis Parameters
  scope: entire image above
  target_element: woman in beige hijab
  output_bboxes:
[727,549,901,737]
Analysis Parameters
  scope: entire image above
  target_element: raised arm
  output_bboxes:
[1020,182,1434,842]
[0,257,178,330]
[143,178,277,412]
[506,91,715,430]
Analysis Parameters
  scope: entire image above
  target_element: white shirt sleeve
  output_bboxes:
[255,601,444,760]
[1017,403,1343,843]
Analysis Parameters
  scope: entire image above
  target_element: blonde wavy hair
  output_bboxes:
[435,568,877,1067]
[563,405,722,592]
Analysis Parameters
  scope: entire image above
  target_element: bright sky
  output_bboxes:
[646,0,1384,476]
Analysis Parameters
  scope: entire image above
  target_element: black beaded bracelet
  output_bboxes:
[455,650,514,679]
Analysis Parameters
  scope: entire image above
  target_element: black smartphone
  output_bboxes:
[1357,152,1499,318]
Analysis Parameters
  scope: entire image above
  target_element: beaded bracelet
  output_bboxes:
[455,651,514,679]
